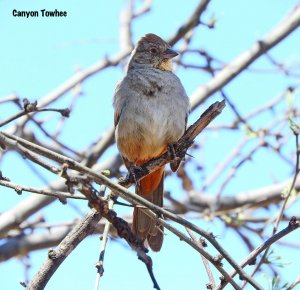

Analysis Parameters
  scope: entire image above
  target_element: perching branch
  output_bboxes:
[0,100,265,289]
[119,100,226,188]
[1,4,300,289]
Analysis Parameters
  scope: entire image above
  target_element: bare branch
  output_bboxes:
[190,6,300,109]
[245,122,300,286]
[287,275,300,290]
[0,218,119,262]
[0,98,70,128]
[178,178,300,214]
[0,227,72,263]
[94,191,112,290]
[0,155,121,238]
[273,125,299,233]
[216,217,300,290]
[0,93,19,104]
[119,100,226,188]
[0,179,86,201]
[0,101,260,286]
[168,0,211,46]
[27,210,102,290]
[143,209,241,289]
[119,0,134,52]
[186,228,216,289]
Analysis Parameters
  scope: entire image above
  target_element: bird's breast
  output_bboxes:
[115,69,189,162]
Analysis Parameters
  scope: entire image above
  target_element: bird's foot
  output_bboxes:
[167,143,182,172]
[127,165,148,187]
[167,143,177,161]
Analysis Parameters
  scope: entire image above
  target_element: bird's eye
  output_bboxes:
[150,47,158,54]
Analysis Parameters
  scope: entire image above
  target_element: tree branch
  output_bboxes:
[26,210,102,290]
[190,6,300,109]
[0,98,70,128]
[119,100,226,188]
[216,217,300,290]
[168,0,211,46]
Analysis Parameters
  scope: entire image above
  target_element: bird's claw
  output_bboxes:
[168,143,182,172]
[127,165,148,187]
[167,143,177,161]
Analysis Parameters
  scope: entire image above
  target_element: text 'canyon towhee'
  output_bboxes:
[113,33,190,251]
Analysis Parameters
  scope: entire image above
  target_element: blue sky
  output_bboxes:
[1,1,300,289]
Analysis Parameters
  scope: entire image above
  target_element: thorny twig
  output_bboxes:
[216,217,300,290]
[94,187,111,290]
[244,121,300,286]
[186,228,216,289]
[0,98,70,128]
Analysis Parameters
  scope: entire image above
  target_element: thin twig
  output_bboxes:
[0,93,19,104]
[0,101,69,128]
[246,125,300,285]
[27,210,102,290]
[168,0,211,46]
[0,102,261,287]
[142,209,241,289]
[273,131,299,233]
[189,6,300,109]
[186,228,216,289]
[0,102,263,288]
[94,187,112,290]
[133,0,152,17]
[0,179,86,201]
[287,275,300,290]
[119,0,134,52]
[216,217,300,290]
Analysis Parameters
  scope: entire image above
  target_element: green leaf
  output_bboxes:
[288,117,300,136]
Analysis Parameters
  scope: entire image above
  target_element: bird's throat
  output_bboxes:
[158,59,173,71]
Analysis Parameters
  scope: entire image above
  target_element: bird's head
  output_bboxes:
[128,33,178,71]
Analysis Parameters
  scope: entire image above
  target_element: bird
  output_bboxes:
[113,33,190,251]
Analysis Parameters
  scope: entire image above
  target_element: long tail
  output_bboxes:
[132,166,164,252]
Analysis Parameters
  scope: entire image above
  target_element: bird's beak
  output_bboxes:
[163,48,178,59]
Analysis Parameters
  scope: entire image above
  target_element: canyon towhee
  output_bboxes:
[113,33,190,251]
